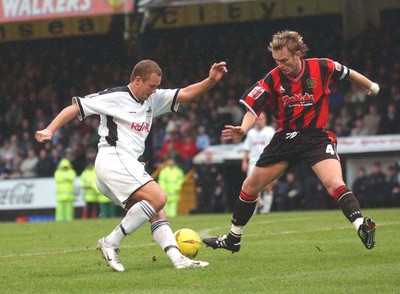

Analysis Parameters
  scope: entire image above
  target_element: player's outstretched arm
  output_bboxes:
[348,69,379,96]
[221,111,257,142]
[35,104,80,143]
[177,61,228,103]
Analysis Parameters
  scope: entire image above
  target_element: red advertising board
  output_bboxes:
[0,0,135,23]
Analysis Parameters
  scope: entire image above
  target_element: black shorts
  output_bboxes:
[255,129,339,168]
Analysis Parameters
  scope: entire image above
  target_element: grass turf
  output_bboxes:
[1,208,399,293]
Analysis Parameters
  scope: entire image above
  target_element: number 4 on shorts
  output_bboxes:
[326,144,335,155]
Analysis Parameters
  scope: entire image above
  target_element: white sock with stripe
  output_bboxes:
[105,200,156,246]
[151,219,183,263]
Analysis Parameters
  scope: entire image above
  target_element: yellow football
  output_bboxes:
[174,228,202,259]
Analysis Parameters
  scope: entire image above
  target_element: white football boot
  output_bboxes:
[174,256,209,269]
[97,237,125,272]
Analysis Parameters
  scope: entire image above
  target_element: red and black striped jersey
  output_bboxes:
[240,58,350,131]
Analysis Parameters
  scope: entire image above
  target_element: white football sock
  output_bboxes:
[105,200,156,246]
[352,217,364,230]
[165,247,183,263]
[230,224,245,237]
[151,219,182,263]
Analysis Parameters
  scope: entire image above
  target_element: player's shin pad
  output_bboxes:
[231,191,258,226]
[336,189,362,223]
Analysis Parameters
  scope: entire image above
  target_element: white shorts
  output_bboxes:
[94,147,153,208]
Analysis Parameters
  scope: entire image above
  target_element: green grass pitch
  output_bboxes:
[1,208,399,293]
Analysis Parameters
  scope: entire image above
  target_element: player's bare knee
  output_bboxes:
[159,191,167,206]
[152,191,167,211]
[242,179,260,196]
[241,184,257,197]
[327,179,347,195]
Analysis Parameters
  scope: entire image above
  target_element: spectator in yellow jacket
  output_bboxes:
[54,158,77,221]
[158,157,184,217]
[79,160,99,219]
[97,189,116,218]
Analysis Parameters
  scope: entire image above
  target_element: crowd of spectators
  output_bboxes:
[271,160,400,211]
[0,14,399,210]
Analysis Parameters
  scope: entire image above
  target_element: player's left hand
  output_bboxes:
[209,61,228,83]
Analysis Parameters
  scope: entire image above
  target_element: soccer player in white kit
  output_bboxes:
[35,59,227,272]
[241,111,275,214]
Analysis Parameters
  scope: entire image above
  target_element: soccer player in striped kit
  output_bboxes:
[36,59,227,271]
[203,30,378,252]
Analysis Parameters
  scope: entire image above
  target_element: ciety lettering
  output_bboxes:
[282,93,314,108]
[0,182,34,206]
[131,122,150,132]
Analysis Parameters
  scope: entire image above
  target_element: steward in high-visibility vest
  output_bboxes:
[158,157,184,217]
[54,158,77,221]
[97,187,116,218]
[79,161,99,219]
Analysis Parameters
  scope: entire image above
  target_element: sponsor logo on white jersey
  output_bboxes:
[131,122,150,132]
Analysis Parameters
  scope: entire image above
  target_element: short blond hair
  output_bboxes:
[268,30,309,57]
[130,59,162,82]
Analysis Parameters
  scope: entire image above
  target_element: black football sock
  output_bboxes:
[228,198,257,243]
[336,189,362,223]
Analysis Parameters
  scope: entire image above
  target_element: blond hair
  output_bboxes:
[268,30,309,57]
[130,59,162,82]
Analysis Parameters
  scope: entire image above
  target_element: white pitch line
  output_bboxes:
[198,221,400,238]
[1,242,157,259]
[2,221,399,259]
[198,216,315,236]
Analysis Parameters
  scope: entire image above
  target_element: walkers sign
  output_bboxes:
[0,0,134,23]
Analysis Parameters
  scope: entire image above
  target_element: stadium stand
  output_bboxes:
[0,13,399,210]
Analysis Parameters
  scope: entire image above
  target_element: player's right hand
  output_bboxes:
[221,125,245,141]
[35,129,53,143]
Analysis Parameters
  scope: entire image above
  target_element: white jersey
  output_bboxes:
[243,125,275,173]
[73,86,180,159]
[72,86,180,207]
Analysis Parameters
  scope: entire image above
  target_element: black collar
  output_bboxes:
[127,85,144,105]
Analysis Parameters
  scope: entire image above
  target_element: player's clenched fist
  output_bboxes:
[35,129,53,143]
[367,82,380,97]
